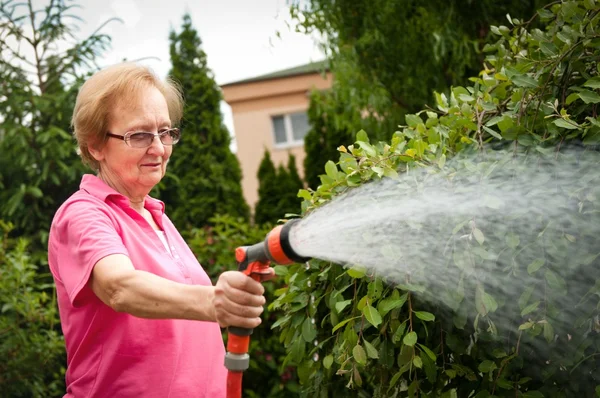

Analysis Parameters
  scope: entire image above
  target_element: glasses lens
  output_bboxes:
[160,128,180,145]
[128,132,154,148]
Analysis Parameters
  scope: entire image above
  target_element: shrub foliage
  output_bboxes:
[273,2,600,397]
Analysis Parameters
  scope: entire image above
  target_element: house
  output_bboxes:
[221,60,332,210]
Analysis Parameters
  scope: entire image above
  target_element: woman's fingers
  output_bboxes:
[213,271,269,328]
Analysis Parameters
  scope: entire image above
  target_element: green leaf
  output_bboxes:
[302,317,317,342]
[483,126,502,139]
[473,228,485,245]
[521,301,540,316]
[476,284,488,316]
[356,129,369,143]
[367,279,383,300]
[405,114,422,127]
[519,321,534,330]
[519,286,535,311]
[483,292,498,313]
[478,360,497,373]
[403,331,418,347]
[378,293,408,317]
[362,305,382,327]
[371,166,384,177]
[332,316,360,333]
[506,233,520,248]
[353,344,367,365]
[417,343,437,361]
[566,92,580,105]
[584,77,600,89]
[512,74,539,88]
[413,356,423,368]
[323,354,334,369]
[347,267,366,278]
[545,270,567,295]
[297,189,312,200]
[392,322,407,343]
[356,141,377,156]
[527,258,545,275]
[553,118,580,130]
[363,339,379,359]
[325,160,338,179]
[335,299,352,313]
[578,90,600,104]
[414,311,435,322]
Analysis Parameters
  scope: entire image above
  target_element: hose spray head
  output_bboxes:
[234,218,311,279]
[264,218,311,264]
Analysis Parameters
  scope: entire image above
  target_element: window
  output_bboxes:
[271,111,310,146]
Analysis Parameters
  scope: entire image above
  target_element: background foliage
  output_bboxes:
[298,0,552,188]
[273,1,600,396]
[0,221,65,397]
[0,0,111,248]
[255,151,304,225]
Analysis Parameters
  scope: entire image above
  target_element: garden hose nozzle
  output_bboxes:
[225,219,310,398]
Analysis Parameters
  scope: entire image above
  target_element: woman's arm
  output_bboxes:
[90,254,268,328]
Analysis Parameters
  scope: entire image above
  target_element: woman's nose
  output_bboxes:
[147,135,165,155]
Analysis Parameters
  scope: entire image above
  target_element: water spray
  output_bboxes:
[225,219,310,398]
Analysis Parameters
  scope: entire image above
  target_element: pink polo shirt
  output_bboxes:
[48,174,226,397]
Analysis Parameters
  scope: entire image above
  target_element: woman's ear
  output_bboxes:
[88,142,105,162]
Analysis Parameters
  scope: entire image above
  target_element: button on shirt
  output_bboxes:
[48,174,226,397]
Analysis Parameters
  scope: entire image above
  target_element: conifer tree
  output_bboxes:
[163,13,249,229]
[279,154,303,215]
[254,150,279,225]
[255,152,304,225]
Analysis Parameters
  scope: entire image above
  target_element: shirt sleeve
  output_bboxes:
[49,197,129,307]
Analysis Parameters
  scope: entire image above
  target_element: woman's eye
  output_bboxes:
[131,133,150,142]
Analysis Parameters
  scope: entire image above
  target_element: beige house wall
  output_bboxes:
[222,72,332,211]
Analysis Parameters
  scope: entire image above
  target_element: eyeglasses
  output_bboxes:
[106,128,181,148]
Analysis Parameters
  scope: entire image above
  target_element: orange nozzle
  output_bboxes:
[264,219,311,265]
[266,225,292,264]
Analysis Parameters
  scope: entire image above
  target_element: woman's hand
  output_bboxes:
[213,269,275,329]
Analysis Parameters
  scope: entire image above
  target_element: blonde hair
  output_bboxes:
[72,62,184,170]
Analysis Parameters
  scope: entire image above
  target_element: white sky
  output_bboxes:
[61,0,326,147]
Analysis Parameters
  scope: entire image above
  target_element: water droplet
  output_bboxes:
[313,353,319,362]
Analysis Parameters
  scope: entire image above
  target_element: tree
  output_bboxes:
[0,0,111,248]
[293,0,551,145]
[255,151,305,225]
[274,1,600,396]
[162,14,249,230]
[254,150,279,225]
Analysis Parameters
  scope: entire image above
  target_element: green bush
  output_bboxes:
[186,214,301,397]
[272,2,600,397]
[0,221,66,397]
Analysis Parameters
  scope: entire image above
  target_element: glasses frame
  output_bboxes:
[106,128,181,148]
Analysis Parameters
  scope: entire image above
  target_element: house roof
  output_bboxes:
[221,59,329,87]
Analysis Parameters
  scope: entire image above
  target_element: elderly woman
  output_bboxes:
[48,63,269,397]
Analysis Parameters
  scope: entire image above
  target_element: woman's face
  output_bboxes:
[92,85,173,196]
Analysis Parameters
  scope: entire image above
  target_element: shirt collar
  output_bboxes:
[80,174,166,214]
